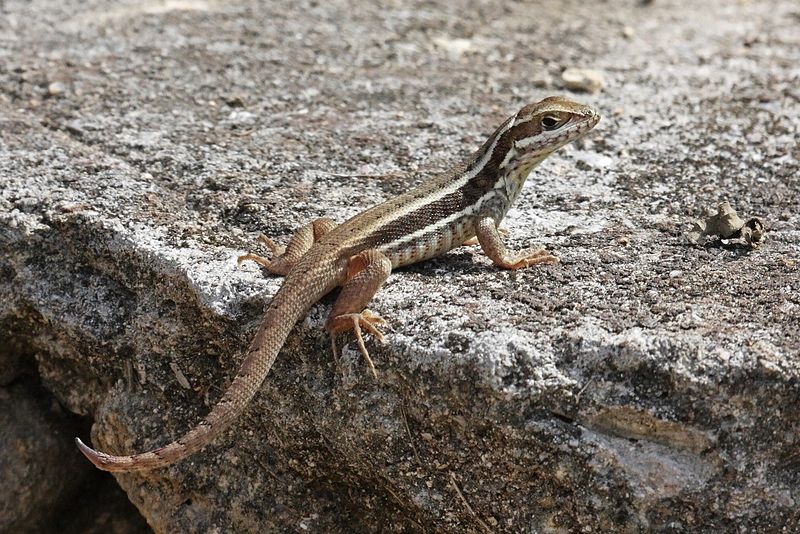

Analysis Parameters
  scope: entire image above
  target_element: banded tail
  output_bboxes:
[76,267,334,472]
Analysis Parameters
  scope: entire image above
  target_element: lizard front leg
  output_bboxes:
[238,217,336,276]
[462,227,507,246]
[476,216,558,270]
[325,249,392,378]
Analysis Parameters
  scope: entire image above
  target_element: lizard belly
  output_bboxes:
[380,217,477,268]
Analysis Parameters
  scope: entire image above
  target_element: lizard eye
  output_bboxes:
[541,115,563,130]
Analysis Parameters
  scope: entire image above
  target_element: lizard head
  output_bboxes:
[503,96,600,163]
[464,96,599,186]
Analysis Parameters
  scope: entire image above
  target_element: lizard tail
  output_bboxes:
[76,271,331,472]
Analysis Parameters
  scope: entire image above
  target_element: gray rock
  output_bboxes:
[561,68,604,94]
[47,81,66,97]
[0,382,85,531]
[1,0,799,532]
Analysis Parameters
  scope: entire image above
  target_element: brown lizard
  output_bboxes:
[76,96,600,471]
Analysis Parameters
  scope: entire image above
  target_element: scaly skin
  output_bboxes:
[76,96,600,472]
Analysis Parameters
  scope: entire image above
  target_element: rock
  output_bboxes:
[432,36,474,58]
[1,0,799,532]
[47,81,66,97]
[0,336,26,386]
[0,382,85,530]
[223,110,257,128]
[561,68,604,93]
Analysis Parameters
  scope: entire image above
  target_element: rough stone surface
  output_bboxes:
[0,381,84,531]
[0,374,150,533]
[1,0,799,532]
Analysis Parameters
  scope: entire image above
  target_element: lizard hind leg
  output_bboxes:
[325,249,392,378]
[238,217,336,276]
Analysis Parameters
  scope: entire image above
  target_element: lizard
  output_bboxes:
[76,96,600,472]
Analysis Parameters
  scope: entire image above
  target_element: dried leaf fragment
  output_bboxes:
[687,201,764,247]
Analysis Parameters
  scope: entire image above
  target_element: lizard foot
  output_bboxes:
[507,248,559,270]
[237,234,285,269]
[328,309,387,379]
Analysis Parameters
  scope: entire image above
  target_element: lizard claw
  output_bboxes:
[507,247,559,269]
[238,234,295,275]
[238,234,286,268]
[327,309,387,379]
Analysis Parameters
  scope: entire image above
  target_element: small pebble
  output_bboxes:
[562,68,604,93]
[432,36,473,58]
[47,81,66,96]
[532,73,553,88]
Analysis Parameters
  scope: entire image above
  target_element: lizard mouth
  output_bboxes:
[560,109,600,140]
[514,111,599,155]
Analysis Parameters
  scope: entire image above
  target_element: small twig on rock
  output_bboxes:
[576,377,595,403]
[449,472,495,534]
[400,404,421,465]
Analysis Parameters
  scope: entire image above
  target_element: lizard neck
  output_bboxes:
[494,153,549,218]
[457,120,550,221]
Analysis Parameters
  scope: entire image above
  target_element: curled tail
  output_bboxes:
[76,277,326,472]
